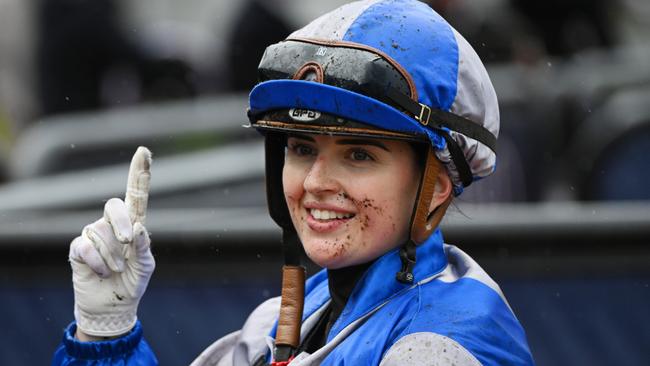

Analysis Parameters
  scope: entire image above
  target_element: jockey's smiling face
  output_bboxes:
[282,133,421,269]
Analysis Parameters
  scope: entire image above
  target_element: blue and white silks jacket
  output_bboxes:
[54,229,534,365]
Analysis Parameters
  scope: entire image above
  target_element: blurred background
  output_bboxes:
[0,0,648,364]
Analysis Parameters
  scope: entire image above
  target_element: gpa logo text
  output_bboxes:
[289,108,321,122]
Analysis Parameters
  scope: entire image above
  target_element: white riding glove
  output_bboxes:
[69,146,155,337]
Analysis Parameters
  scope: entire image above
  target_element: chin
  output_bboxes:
[304,245,349,269]
[318,260,348,270]
[307,253,343,269]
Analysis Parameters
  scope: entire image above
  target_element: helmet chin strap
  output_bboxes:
[273,229,305,364]
[261,133,305,364]
[397,147,452,284]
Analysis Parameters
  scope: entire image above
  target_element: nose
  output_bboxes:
[303,156,340,195]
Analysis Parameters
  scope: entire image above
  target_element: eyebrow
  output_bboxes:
[287,133,316,142]
[336,138,390,151]
[286,133,390,152]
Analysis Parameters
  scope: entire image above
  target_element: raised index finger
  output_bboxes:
[125,146,152,225]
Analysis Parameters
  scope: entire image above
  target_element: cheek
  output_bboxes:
[350,197,391,238]
[352,179,415,246]
[283,166,305,218]
[368,202,399,239]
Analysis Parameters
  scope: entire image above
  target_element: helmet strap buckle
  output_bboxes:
[396,240,417,284]
[416,103,431,126]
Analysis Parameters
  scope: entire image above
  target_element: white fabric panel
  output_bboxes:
[429,244,513,314]
[379,332,482,366]
[190,330,240,366]
[289,0,382,41]
[435,28,499,189]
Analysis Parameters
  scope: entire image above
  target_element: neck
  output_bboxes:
[327,261,373,327]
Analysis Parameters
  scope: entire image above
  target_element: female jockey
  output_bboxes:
[53,0,535,365]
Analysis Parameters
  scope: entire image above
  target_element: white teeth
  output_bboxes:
[310,209,353,220]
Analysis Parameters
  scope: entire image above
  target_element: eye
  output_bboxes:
[349,148,374,161]
[288,142,316,157]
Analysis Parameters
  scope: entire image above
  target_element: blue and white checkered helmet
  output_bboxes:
[248,0,499,245]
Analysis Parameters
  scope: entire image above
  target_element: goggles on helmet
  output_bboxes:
[248,38,497,188]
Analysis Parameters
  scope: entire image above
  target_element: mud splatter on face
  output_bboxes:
[360,214,370,230]
[335,192,350,207]
[331,239,346,257]
[315,239,347,259]
[352,197,385,215]
[347,197,388,232]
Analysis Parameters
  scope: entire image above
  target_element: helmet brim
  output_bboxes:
[248,79,446,149]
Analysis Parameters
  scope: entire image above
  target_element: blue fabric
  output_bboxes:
[269,230,534,365]
[51,321,158,365]
[328,229,447,339]
[249,80,447,150]
[342,0,459,111]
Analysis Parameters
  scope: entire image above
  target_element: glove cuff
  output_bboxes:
[60,321,144,359]
[74,304,138,337]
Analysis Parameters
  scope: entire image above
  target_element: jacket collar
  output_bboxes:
[272,230,448,344]
[327,229,447,340]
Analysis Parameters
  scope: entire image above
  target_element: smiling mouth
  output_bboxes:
[309,208,355,221]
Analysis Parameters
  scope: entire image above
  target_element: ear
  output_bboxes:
[421,168,453,236]
[429,169,453,214]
